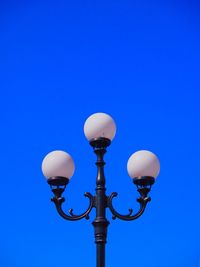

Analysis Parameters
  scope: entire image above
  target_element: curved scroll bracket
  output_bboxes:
[107,190,151,221]
[51,192,94,221]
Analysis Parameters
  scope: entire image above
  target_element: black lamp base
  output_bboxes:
[47,176,69,186]
[133,176,155,187]
[89,137,111,149]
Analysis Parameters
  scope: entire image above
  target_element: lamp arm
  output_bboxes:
[51,192,94,221]
[107,192,151,221]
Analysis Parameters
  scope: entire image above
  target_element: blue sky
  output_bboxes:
[0,0,200,266]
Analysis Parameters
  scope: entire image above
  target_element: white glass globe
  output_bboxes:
[127,150,160,179]
[42,150,75,179]
[84,112,116,141]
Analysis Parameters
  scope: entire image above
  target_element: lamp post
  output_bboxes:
[41,112,160,267]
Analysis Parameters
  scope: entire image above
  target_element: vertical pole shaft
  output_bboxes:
[96,243,105,267]
[92,147,109,267]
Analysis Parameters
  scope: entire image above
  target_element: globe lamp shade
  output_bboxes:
[127,150,160,179]
[42,150,75,179]
[84,112,116,141]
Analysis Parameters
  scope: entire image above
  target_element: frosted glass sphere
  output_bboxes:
[42,150,75,179]
[127,150,160,179]
[84,112,116,141]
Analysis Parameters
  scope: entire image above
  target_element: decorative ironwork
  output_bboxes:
[47,138,155,267]
[51,191,94,221]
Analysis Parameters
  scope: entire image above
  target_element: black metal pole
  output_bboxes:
[92,140,110,267]
[96,243,105,267]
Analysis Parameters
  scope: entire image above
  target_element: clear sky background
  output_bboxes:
[0,0,200,267]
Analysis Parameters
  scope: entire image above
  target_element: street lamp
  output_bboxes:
[41,112,160,267]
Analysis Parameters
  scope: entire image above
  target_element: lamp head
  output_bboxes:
[127,150,160,180]
[84,112,116,142]
[42,150,75,183]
